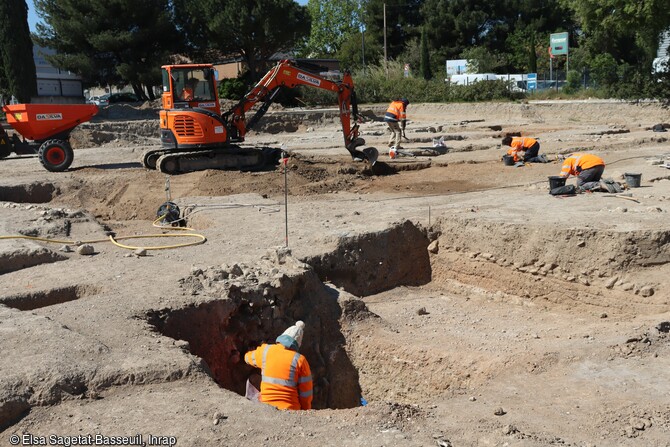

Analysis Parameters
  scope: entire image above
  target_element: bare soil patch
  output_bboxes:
[1,100,670,446]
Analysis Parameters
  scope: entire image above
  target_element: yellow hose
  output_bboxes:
[0,214,207,251]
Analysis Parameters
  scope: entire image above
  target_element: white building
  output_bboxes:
[653,29,669,74]
[33,46,84,103]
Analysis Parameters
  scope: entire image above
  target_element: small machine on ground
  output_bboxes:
[142,59,378,174]
[1,103,99,171]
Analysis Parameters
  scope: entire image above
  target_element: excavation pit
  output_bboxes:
[0,285,97,311]
[146,257,365,410]
[0,247,67,275]
[0,182,57,203]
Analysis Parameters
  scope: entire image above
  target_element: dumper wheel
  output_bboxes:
[0,132,11,158]
[38,139,74,172]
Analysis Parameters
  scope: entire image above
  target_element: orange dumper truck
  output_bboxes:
[1,103,98,171]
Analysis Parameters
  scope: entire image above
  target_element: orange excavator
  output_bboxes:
[142,59,378,174]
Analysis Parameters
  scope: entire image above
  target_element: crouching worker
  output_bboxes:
[502,136,547,163]
[559,153,605,190]
[244,321,313,410]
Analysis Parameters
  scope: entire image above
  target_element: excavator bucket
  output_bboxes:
[346,137,378,165]
[361,147,378,165]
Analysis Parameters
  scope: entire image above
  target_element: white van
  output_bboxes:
[448,73,498,85]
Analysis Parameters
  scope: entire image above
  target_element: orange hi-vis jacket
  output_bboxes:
[560,153,605,177]
[507,137,537,162]
[245,343,313,410]
[510,136,537,150]
[384,101,407,122]
[180,86,194,101]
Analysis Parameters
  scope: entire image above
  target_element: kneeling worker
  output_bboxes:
[244,321,313,410]
[502,135,545,163]
[559,152,605,189]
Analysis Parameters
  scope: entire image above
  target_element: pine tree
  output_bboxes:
[33,0,179,99]
[174,0,311,81]
[0,0,38,103]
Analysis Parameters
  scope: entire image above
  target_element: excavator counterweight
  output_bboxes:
[142,60,377,174]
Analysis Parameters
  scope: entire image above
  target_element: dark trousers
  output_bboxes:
[576,165,605,186]
[522,142,540,161]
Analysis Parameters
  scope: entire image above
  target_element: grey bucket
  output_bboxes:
[548,176,566,190]
[624,173,642,188]
[502,155,515,166]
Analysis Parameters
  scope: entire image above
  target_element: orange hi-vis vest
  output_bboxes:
[384,101,407,122]
[506,137,537,162]
[510,137,537,150]
[560,153,605,177]
[245,343,313,410]
[181,86,194,101]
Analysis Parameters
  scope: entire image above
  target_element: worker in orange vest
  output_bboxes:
[384,98,409,157]
[502,135,547,163]
[244,321,313,410]
[559,153,605,189]
[180,78,198,101]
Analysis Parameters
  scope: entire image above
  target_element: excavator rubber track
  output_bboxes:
[152,146,284,175]
[141,148,164,170]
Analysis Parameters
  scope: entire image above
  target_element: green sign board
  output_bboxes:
[550,32,569,55]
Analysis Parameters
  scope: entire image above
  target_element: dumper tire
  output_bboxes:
[38,139,74,172]
[0,131,11,158]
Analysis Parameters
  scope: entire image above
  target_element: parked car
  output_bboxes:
[87,92,139,107]
[87,95,109,106]
[108,92,139,103]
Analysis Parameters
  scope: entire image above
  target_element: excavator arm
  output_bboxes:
[222,60,377,164]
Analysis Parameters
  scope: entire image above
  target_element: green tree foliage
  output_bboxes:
[563,0,670,65]
[337,31,383,71]
[421,0,572,75]
[461,46,508,73]
[419,27,431,80]
[363,0,423,63]
[175,0,310,80]
[34,0,177,99]
[563,0,670,95]
[301,0,363,57]
[0,0,37,102]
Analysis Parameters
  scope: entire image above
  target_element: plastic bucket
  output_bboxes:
[624,173,641,188]
[548,176,566,190]
[502,155,515,166]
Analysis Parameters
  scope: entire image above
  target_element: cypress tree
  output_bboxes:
[0,0,38,103]
[419,26,432,80]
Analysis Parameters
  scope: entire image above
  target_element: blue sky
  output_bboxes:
[27,0,309,31]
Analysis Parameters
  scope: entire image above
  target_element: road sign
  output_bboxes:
[527,73,537,91]
[550,32,569,55]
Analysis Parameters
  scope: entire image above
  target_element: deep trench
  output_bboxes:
[147,221,432,409]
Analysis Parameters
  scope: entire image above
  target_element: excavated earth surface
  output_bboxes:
[1,100,670,446]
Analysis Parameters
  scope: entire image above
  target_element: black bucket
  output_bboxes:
[548,176,566,190]
[502,155,515,166]
[624,173,641,188]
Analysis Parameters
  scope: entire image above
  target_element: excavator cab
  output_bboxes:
[161,65,220,114]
